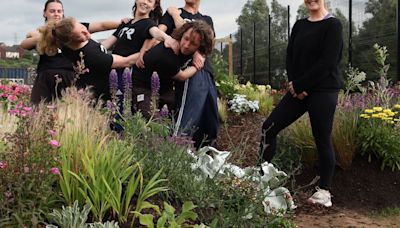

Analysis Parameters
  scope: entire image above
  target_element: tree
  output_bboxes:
[231,0,269,84]
[352,0,397,81]
[228,0,289,86]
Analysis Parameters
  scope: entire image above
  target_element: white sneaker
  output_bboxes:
[307,187,332,207]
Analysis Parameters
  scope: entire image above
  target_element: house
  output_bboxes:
[0,44,25,59]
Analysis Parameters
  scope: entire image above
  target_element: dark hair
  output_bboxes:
[132,0,162,22]
[37,17,76,56]
[171,21,215,56]
[43,0,64,22]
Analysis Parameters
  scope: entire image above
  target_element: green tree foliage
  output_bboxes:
[0,51,38,68]
[232,0,269,84]
[353,0,397,81]
[228,0,289,87]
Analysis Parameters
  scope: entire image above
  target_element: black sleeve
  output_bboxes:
[87,43,113,74]
[286,20,299,83]
[159,11,175,35]
[144,46,180,78]
[293,19,343,93]
[81,22,90,29]
[144,20,158,39]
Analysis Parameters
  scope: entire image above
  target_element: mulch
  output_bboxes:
[216,112,400,215]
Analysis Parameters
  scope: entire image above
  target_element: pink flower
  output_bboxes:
[49,139,61,148]
[7,95,17,102]
[50,167,60,175]
[0,161,7,169]
[46,105,56,109]
[48,130,57,136]
[24,166,30,173]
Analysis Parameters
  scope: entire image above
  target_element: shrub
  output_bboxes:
[0,102,63,227]
[358,105,400,171]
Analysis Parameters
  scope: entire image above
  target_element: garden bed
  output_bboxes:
[216,112,400,227]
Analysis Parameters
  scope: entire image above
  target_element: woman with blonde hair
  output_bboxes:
[20,0,127,104]
[38,17,139,101]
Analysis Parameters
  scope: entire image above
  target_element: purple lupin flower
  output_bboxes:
[160,104,169,118]
[151,71,160,96]
[123,68,132,91]
[109,69,118,97]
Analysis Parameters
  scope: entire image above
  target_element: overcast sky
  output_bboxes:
[0,0,303,46]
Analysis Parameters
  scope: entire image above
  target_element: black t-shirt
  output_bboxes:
[62,39,113,100]
[37,51,74,73]
[132,42,192,93]
[112,18,156,57]
[36,22,90,73]
[287,17,343,93]
[160,8,214,74]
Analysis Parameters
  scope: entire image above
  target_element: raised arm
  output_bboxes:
[88,18,130,33]
[20,30,41,50]
[167,7,185,28]
[149,27,179,54]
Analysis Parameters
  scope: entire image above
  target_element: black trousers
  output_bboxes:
[259,91,339,190]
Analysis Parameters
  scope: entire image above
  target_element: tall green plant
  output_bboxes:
[332,106,359,169]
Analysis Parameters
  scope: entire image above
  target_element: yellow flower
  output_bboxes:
[394,104,400,109]
[383,109,392,113]
[371,114,380,118]
[373,107,383,112]
[266,85,272,90]
[359,114,370,118]
[394,118,400,122]
[234,85,240,90]
[364,109,374,114]
[382,117,392,121]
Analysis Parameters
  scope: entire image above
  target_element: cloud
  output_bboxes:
[0,0,314,46]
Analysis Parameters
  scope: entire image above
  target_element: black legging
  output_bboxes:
[259,91,339,190]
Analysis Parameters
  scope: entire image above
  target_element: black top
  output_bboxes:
[132,42,192,93]
[112,18,156,57]
[36,22,90,73]
[160,8,214,74]
[62,39,113,100]
[286,17,343,93]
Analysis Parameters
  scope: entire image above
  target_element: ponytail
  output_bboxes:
[37,21,58,56]
[37,17,76,56]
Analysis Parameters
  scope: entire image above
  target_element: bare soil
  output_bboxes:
[216,112,400,227]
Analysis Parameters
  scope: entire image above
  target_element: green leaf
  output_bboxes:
[139,214,154,228]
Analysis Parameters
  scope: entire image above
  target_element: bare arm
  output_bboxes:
[88,20,121,33]
[149,27,179,54]
[20,30,41,50]
[101,36,117,50]
[173,66,198,81]
[167,7,185,28]
[111,53,139,69]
